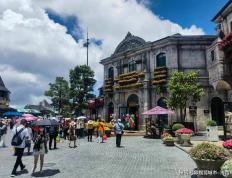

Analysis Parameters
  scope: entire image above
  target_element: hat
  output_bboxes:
[118,119,121,122]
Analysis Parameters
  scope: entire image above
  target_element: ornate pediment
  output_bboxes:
[113,32,146,55]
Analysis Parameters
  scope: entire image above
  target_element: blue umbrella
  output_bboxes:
[3,111,23,117]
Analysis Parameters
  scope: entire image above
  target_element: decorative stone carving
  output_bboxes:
[114,32,146,54]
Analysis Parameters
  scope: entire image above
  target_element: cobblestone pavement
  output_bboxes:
[0,131,197,178]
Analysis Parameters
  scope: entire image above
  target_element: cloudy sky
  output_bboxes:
[0,0,227,107]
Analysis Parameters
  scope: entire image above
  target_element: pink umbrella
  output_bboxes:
[22,113,38,121]
[16,117,37,123]
[22,114,34,117]
[142,106,174,115]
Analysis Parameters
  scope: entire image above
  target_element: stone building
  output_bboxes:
[0,76,11,115]
[100,32,216,131]
[207,0,232,127]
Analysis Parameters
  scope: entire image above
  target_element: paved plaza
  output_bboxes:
[0,132,197,178]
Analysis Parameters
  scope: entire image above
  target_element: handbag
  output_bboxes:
[102,134,107,141]
[56,136,60,144]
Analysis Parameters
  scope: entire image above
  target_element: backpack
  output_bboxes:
[11,128,25,146]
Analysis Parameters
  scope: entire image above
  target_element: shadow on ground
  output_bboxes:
[32,169,60,177]
[17,169,29,176]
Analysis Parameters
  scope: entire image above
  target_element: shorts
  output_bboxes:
[33,148,45,156]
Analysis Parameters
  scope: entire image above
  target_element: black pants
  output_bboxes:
[64,128,68,139]
[87,129,93,142]
[49,135,56,149]
[116,134,122,147]
[76,129,80,137]
[80,128,84,138]
[12,148,24,174]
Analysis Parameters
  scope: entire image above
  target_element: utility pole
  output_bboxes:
[86,29,89,66]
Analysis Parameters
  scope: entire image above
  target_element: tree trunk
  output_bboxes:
[183,108,186,122]
[180,107,183,122]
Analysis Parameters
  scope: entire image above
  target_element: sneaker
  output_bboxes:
[11,173,17,177]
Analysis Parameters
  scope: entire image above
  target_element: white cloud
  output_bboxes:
[0,0,205,107]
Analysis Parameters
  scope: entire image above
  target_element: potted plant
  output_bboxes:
[189,142,230,178]
[172,123,185,132]
[176,128,193,147]
[221,159,232,178]
[161,133,171,143]
[207,120,219,142]
[223,139,232,154]
[163,136,175,146]
[163,125,172,135]
[172,123,185,143]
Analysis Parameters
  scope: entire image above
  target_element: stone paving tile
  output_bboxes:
[0,131,196,178]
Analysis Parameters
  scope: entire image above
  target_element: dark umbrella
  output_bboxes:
[32,119,59,126]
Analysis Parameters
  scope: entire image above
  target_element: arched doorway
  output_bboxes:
[157,97,168,125]
[108,102,114,122]
[127,94,139,130]
[211,97,224,125]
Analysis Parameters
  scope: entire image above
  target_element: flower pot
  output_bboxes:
[192,159,227,178]
[180,134,192,147]
[176,134,183,144]
[207,126,219,142]
[165,140,174,146]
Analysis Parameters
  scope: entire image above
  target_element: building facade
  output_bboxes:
[0,76,11,115]
[207,0,232,128]
[100,32,216,131]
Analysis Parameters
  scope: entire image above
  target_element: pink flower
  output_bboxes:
[223,139,232,149]
[176,128,193,134]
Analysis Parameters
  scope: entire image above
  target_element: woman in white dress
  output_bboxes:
[32,127,48,174]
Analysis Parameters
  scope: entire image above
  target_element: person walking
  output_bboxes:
[114,119,124,148]
[68,121,77,148]
[75,120,81,138]
[48,126,58,150]
[80,120,85,138]
[25,123,33,155]
[96,120,104,143]
[87,119,94,142]
[32,127,48,174]
[11,119,29,177]
[0,118,7,147]
[63,120,69,140]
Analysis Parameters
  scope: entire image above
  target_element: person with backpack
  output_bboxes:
[87,119,94,142]
[11,119,29,177]
[114,119,124,148]
[0,118,7,147]
[48,126,58,150]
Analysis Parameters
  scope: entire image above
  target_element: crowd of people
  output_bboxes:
[0,116,125,177]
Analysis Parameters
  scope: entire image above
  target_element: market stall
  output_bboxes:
[143,106,174,138]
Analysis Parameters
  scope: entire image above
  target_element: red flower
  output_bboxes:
[176,128,193,134]
[223,139,232,149]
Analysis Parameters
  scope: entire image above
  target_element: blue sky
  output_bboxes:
[147,0,228,35]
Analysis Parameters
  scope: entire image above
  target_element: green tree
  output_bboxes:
[166,71,204,122]
[44,77,70,115]
[69,65,96,115]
